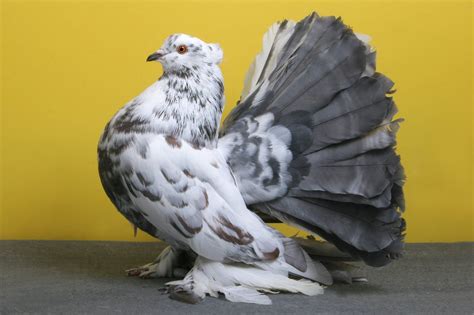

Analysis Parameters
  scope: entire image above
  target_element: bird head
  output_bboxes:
[147,34,223,72]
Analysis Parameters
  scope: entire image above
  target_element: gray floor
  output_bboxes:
[0,241,473,314]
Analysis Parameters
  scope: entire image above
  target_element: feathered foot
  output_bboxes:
[168,284,204,304]
[126,246,195,279]
[165,256,324,305]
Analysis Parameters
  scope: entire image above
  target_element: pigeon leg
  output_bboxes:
[126,246,195,279]
[166,263,206,304]
[168,284,204,304]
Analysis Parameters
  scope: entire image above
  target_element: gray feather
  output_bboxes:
[298,149,402,200]
[293,237,355,261]
[221,12,406,267]
[307,75,395,151]
[275,36,366,115]
[306,120,401,163]
[270,196,403,252]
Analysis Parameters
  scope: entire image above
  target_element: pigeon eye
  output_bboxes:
[177,45,188,54]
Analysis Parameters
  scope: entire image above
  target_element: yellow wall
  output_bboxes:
[1,0,472,242]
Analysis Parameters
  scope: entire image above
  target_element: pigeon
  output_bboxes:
[98,12,405,305]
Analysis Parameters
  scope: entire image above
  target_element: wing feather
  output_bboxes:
[120,135,281,263]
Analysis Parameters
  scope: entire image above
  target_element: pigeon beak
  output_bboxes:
[146,50,165,62]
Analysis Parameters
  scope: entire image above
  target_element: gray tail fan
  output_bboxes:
[220,12,405,267]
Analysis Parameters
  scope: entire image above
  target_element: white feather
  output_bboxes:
[221,286,272,305]
[241,21,296,99]
[167,257,323,305]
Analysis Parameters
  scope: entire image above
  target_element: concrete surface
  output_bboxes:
[0,241,473,314]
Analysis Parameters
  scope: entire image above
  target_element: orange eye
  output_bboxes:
[177,45,188,54]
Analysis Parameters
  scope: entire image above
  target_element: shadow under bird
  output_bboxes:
[98,12,406,305]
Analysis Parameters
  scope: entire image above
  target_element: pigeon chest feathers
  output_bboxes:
[99,62,224,154]
[97,63,224,238]
[97,33,229,244]
[99,33,225,185]
[158,65,225,145]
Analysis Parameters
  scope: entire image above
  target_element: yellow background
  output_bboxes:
[1,0,472,242]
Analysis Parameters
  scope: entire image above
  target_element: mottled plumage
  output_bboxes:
[98,12,405,304]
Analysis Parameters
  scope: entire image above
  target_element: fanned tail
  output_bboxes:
[219,12,406,267]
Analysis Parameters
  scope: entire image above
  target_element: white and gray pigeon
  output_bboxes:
[98,12,405,305]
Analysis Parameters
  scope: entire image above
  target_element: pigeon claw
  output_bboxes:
[168,285,203,304]
[126,264,157,278]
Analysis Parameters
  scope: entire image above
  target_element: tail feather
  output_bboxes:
[220,12,406,267]
[263,202,405,267]
[294,236,355,261]
[304,120,401,164]
[264,197,403,253]
[272,32,367,114]
[305,75,395,152]
[297,149,402,202]
[241,20,297,99]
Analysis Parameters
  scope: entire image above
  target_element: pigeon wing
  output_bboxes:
[118,134,281,263]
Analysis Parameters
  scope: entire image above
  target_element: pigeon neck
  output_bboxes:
[155,64,224,147]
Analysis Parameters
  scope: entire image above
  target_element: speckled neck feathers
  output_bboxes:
[157,64,224,146]
[104,63,224,148]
